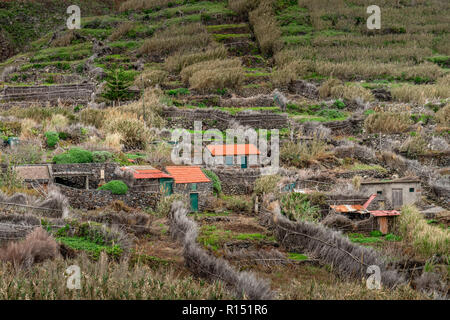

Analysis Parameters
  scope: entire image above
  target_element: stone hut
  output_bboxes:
[165,166,212,212]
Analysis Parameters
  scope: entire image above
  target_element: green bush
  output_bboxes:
[53,148,93,164]
[92,151,113,163]
[98,180,128,195]
[281,193,320,223]
[222,195,252,214]
[202,169,221,195]
[254,175,281,195]
[45,131,59,148]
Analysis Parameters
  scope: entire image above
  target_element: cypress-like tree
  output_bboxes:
[103,68,131,103]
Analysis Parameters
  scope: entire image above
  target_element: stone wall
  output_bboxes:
[52,163,120,189]
[56,183,160,210]
[0,83,95,106]
[173,182,212,210]
[212,168,261,195]
[162,107,288,131]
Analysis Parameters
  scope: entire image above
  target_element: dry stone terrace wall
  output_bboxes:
[56,183,160,210]
[0,83,95,107]
[212,168,262,195]
[162,107,288,131]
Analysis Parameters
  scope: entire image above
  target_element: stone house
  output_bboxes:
[206,144,261,169]
[120,166,174,194]
[165,166,212,212]
[360,177,422,209]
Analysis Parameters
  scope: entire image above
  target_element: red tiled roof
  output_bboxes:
[121,166,173,180]
[206,144,260,156]
[165,166,210,184]
[370,210,401,217]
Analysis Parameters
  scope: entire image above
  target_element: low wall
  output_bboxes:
[56,184,160,210]
[162,107,288,131]
[212,168,261,195]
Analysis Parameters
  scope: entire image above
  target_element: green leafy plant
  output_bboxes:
[98,180,128,195]
[53,148,93,164]
[202,169,221,195]
[45,131,59,148]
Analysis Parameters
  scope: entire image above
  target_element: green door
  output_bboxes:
[160,178,173,196]
[241,156,248,169]
[190,193,199,212]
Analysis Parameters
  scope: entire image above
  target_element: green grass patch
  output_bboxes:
[57,236,122,260]
[287,252,308,261]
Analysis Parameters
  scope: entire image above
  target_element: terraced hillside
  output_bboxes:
[0,0,448,301]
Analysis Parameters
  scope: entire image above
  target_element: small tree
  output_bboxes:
[103,68,132,104]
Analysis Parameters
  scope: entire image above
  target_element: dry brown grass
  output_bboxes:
[51,30,76,47]
[108,21,135,42]
[164,46,228,73]
[319,78,374,102]
[435,104,450,126]
[391,83,450,105]
[0,227,59,269]
[364,112,413,134]
[249,0,282,56]
[0,254,233,299]
[399,205,450,258]
[80,108,106,129]
[180,58,242,83]
[138,24,210,57]
[180,58,244,91]
[272,60,309,86]
[135,68,168,89]
[228,0,257,14]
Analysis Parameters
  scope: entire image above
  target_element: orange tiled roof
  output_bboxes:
[121,166,173,180]
[206,144,260,156]
[165,166,210,184]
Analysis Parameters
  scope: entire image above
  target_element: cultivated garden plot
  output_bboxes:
[0,0,448,303]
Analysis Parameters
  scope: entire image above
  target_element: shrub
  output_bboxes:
[53,148,93,164]
[281,193,320,223]
[228,0,257,14]
[103,110,153,151]
[92,151,113,163]
[202,169,221,195]
[280,135,333,168]
[254,175,281,195]
[272,60,309,85]
[104,133,124,152]
[48,114,69,132]
[119,0,174,12]
[45,131,59,148]
[0,227,59,269]
[19,118,39,140]
[154,194,188,217]
[400,134,427,157]
[398,205,449,257]
[222,195,252,214]
[364,112,413,134]
[98,180,128,195]
[2,142,43,165]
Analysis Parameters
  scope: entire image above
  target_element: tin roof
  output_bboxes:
[330,204,369,214]
[370,210,401,217]
[165,166,210,184]
[206,144,260,156]
[121,166,173,180]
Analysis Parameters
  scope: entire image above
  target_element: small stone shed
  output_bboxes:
[165,166,212,212]
[360,177,422,209]
[206,144,261,169]
[121,166,174,194]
